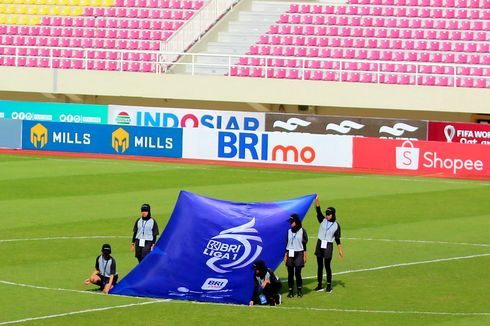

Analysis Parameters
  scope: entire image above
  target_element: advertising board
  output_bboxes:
[22,121,183,158]
[0,100,107,124]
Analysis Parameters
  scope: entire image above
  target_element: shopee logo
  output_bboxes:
[396,141,419,170]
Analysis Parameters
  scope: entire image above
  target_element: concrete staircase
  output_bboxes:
[181,0,290,75]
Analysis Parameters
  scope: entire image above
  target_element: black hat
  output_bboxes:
[325,207,336,216]
[101,244,111,254]
[141,203,150,212]
[251,259,266,270]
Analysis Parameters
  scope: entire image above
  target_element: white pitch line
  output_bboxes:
[1,236,489,248]
[300,253,490,281]
[0,236,128,243]
[0,300,168,325]
[344,237,490,247]
[274,306,490,316]
[0,280,149,300]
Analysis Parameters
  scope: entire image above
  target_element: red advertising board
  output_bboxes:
[428,121,490,145]
[353,137,490,180]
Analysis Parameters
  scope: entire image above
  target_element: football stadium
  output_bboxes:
[1,0,490,324]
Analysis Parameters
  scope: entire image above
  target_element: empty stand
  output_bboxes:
[230,0,490,88]
[0,0,205,72]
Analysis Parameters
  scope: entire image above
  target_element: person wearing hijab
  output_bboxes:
[249,260,282,306]
[314,195,343,293]
[130,203,159,263]
[284,213,308,298]
[83,243,118,294]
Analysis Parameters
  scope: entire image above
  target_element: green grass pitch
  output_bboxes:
[0,153,489,325]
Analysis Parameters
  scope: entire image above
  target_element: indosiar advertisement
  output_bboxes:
[22,121,183,158]
[0,100,108,124]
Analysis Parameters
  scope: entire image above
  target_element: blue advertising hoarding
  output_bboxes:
[22,120,182,158]
[0,119,22,149]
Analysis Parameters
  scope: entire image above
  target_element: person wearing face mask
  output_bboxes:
[314,195,343,293]
[83,243,118,294]
[130,203,159,263]
[284,213,308,298]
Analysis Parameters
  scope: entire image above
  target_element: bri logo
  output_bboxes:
[201,278,229,291]
[112,128,130,153]
[30,123,48,148]
[204,218,262,273]
[218,132,316,164]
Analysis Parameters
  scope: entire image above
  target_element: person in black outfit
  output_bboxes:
[130,203,159,263]
[314,195,344,293]
[249,260,282,306]
[284,214,308,298]
[84,243,118,294]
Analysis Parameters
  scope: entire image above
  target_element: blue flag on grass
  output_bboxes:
[110,191,315,305]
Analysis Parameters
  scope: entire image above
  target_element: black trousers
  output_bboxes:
[317,256,333,286]
[287,266,303,290]
[135,240,152,262]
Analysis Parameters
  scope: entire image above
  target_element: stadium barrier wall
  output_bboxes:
[265,112,428,139]
[0,100,108,124]
[108,105,265,131]
[22,120,183,158]
[5,118,490,180]
[428,121,490,145]
[182,128,353,168]
[353,137,490,179]
[0,119,22,149]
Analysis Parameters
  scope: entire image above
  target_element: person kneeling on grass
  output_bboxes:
[249,260,282,306]
[84,244,118,294]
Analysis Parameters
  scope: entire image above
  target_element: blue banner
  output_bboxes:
[21,120,182,158]
[0,119,22,149]
[110,191,316,305]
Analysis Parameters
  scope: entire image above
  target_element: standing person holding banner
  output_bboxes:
[284,213,308,298]
[131,203,159,263]
[314,195,343,293]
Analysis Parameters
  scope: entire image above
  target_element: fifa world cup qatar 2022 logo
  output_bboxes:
[203,218,263,273]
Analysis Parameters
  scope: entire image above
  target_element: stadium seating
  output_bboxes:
[232,0,490,88]
[0,0,205,72]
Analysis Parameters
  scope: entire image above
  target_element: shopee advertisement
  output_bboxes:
[428,121,490,145]
[183,129,353,168]
[353,137,490,179]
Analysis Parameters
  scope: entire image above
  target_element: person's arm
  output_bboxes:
[250,278,258,306]
[131,219,138,252]
[302,229,308,264]
[151,219,159,250]
[103,258,117,294]
[103,275,114,294]
[315,195,324,223]
[334,224,343,259]
[284,232,289,262]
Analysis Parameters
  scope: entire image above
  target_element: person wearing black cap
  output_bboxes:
[130,203,159,263]
[314,195,343,293]
[83,244,118,294]
[284,213,308,298]
[249,260,282,306]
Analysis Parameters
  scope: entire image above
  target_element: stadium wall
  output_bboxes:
[0,67,489,124]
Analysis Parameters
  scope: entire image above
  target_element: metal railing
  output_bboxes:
[162,0,240,63]
[1,46,489,88]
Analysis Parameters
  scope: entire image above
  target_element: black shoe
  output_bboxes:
[314,284,323,291]
[297,290,303,298]
[326,284,333,293]
[287,290,294,298]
